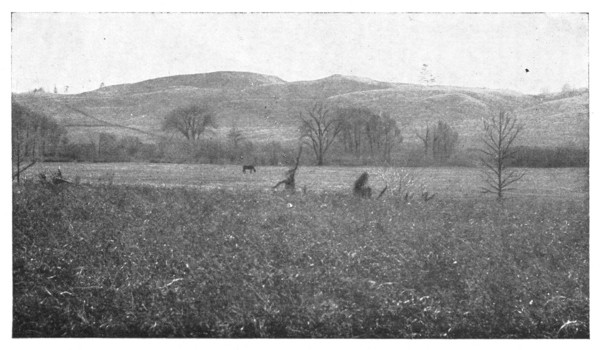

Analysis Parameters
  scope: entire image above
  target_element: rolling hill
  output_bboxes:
[12,71,588,149]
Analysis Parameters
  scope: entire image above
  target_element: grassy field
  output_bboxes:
[13,163,589,337]
[26,162,588,198]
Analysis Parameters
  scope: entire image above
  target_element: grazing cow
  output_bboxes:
[242,165,256,173]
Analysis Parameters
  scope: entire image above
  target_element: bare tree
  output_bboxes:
[432,120,459,161]
[416,121,458,161]
[480,111,525,200]
[337,107,370,157]
[299,102,343,166]
[337,108,402,162]
[162,105,217,141]
[227,120,244,149]
[379,112,403,163]
[416,123,432,156]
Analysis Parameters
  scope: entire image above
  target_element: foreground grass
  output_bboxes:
[13,182,588,338]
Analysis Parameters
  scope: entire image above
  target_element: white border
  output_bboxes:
[3,1,597,349]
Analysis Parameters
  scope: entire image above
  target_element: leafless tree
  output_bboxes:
[379,113,402,163]
[299,102,343,166]
[162,105,217,141]
[227,120,244,150]
[416,123,432,156]
[480,111,525,200]
[432,121,459,161]
[337,108,402,162]
[416,121,458,161]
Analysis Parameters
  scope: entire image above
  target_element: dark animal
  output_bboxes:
[353,172,372,198]
[242,165,256,173]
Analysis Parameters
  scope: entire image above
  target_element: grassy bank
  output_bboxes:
[13,182,588,337]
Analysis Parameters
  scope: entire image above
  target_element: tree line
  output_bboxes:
[12,99,588,175]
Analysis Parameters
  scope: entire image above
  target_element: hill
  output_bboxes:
[12,71,588,149]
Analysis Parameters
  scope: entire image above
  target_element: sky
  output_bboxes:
[11,12,588,94]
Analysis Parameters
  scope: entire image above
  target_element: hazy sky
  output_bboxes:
[11,12,588,94]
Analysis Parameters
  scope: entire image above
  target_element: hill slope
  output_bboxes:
[13,71,588,148]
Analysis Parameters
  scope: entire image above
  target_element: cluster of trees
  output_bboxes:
[297,103,403,165]
[508,146,588,168]
[12,97,588,179]
[415,121,460,162]
[161,104,297,165]
[67,133,158,162]
[296,102,460,167]
[12,99,66,181]
[7,98,463,168]
[160,101,407,166]
[335,107,402,163]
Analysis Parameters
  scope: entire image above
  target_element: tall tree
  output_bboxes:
[379,112,403,163]
[98,132,118,161]
[227,120,244,150]
[299,102,343,166]
[417,121,458,161]
[162,105,217,141]
[337,107,371,156]
[431,120,459,161]
[416,123,432,156]
[480,111,525,200]
[337,108,402,163]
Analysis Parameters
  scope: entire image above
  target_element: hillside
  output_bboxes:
[92,71,286,96]
[12,71,589,149]
[519,92,589,147]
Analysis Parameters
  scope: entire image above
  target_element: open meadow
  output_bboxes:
[12,163,589,337]
[23,162,589,199]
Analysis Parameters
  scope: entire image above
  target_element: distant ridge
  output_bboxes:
[13,71,589,148]
[92,71,287,95]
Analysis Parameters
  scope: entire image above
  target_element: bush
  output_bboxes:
[508,146,588,168]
